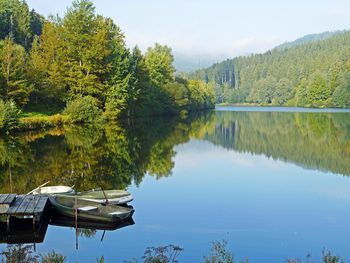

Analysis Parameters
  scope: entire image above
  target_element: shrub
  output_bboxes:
[0,99,21,131]
[40,251,66,263]
[203,240,248,263]
[63,96,103,123]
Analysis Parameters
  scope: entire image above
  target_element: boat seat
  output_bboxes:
[78,206,98,212]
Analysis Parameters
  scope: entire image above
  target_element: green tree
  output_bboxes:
[62,0,112,102]
[0,36,31,106]
[273,78,294,105]
[29,21,67,103]
[332,71,350,108]
[295,79,309,106]
[307,71,332,106]
[105,25,132,119]
[144,43,175,87]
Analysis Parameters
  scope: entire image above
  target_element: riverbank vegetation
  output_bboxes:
[0,0,215,132]
[0,241,345,263]
[189,31,350,108]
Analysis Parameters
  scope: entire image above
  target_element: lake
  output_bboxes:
[1,106,350,262]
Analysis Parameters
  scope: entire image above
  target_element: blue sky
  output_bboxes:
[27,0,350,60]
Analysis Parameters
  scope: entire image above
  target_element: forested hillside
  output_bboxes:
[190,31,350,108]
[0,0,215,131]
[275,31,342,50]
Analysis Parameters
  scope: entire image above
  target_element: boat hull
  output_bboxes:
[49,196,134,223]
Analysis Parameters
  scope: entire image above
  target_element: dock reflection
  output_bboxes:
[0,218,48,244]
[0,208,135,246]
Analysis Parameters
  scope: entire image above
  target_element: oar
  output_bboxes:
[100,186,109,205]
[100,230,106,242]
[75,194,78,250]
[26,181,50,195]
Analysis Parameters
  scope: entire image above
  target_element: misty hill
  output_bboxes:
[189,30,350,108]
[275,31,343,50]
[173,53,221,73]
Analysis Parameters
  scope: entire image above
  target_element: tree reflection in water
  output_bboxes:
[0,110,349,194]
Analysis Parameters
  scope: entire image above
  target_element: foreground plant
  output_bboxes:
[203,240,248,263]
[286,250,344,263]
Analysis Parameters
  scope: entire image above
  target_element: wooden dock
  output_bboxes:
[0,194,49,231]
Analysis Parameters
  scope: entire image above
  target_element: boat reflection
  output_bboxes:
[49,210,135,231]
[0,208,135,246]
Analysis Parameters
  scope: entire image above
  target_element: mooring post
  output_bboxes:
[32,195,36,231]
[6,216,10,232]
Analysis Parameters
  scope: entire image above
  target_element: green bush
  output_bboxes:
[63,96,103,123]
[0,99,21,131]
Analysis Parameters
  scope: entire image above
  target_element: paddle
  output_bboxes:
[26,181,50,195]
[100,186,109,205]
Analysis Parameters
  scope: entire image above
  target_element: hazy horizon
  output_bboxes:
[26,0,350,69]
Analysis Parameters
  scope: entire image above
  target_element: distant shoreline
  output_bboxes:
[215,104,350,112]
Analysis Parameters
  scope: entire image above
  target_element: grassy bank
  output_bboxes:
[19,114,69,131]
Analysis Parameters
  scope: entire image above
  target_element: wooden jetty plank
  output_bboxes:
[0,194,16,214]
[24,195,41,214]
[0,194,9,204]
[34,196,48,214]
[3,194,16,205]
[5,195,25,214]
[15,195,33,214]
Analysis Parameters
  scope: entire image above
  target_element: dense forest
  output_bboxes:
[190,31,350,108]
[0,0,215,131]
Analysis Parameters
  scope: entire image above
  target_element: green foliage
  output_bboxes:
[145,43,175,87]
[0,0,214,123]
[20,114,67,130]
[142,245,183,263]
[0,99,21,131]
[0,0,44,49]
[63,96,103,123]
[187,79,215,110]
[0,244,38,263]
[190,30,350,108]
[29,21,67,103]
[286,250,344,263]
[203,240,248,263]
[307,71,332,106]
[0,37,32,106]
[40,251,66,263]
[332,71,350,107]
[62,0,113,102]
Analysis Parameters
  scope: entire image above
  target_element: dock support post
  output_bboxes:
[6,216,10,232]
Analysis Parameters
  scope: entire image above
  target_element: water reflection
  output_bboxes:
[0,218,48,244]
[0,108,350,261]
[0,110,349,195]
[0,211,134,246]
[207,111,350,175]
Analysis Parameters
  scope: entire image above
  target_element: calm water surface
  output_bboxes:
[1,106,350,262]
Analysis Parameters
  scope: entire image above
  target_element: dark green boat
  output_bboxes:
[49,195,134,223]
